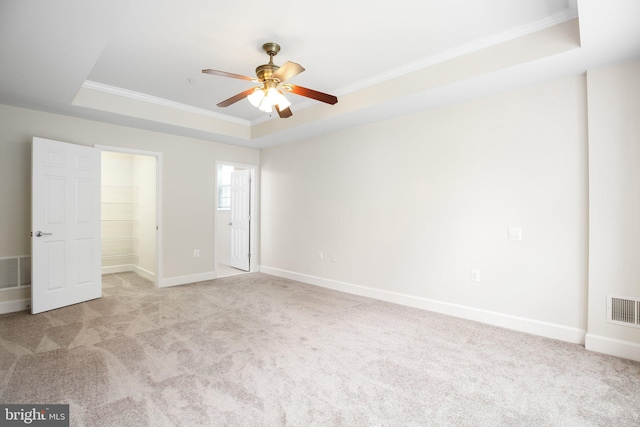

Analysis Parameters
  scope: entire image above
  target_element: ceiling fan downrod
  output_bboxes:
[255,43,282,82]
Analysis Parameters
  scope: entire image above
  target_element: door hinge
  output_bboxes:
[248,252,251,258]
[248,215,251,221]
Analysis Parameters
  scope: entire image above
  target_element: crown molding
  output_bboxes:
[83,8,578,129]
[334,8,579,96]
[251,8,579,126]
[81,81,251,126]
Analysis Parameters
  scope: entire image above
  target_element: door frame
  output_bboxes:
[95,145,163,287]
[215,161,258,276]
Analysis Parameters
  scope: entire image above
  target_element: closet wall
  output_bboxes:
[101,151,156,280]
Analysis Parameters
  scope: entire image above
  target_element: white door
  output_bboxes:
[229,170,251,271]
[31,137,102,314]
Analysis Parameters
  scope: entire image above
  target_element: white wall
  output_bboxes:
[133,154,157,276]
[0,104,259,306]
[102,151,133,185]
[216,210,230,265]
[261,74,589,338]
[586,60,640,355]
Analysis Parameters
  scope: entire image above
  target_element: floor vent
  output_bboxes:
[608,294,640,328]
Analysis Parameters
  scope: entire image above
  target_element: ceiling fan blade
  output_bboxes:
[275,105,293,118]
[202,69,254,81]
[272,61,305,82]
[287,84,338,105]
[217,88,256,107]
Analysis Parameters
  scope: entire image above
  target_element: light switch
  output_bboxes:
[471,269,481,282]
[508,227,522,241]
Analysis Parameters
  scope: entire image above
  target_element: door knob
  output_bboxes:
[228,222,232,226]
[34,231,53,237]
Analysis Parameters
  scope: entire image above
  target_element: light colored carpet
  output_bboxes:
[1,272,639,426]
[216,262,247,278]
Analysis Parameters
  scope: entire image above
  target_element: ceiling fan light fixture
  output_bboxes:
[265,87,291,111]
[248,86,290,113]
[265,87,279,104]
[247,87,265,107]
[275,90,291,110]
[204,42,338,117]
[258,95,273,113]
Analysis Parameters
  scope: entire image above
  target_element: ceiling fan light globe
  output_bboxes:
[275,90,291,110]
[247,88,265,107]
[265,87,280,104]
[258,97,272,113]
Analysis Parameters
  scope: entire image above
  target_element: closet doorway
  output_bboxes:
[98,146,162,286]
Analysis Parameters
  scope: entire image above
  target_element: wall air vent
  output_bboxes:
[607,294,640,328]
[0,256,31,289]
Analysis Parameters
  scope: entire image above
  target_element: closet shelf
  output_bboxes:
[101,182,142,266]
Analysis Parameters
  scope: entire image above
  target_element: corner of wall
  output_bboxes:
[585,334,640,363]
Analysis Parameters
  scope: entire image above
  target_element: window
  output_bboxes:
[217,164,234,210]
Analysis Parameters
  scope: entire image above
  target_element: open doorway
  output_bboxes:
[216,161,257,278]
[98,146,162,286]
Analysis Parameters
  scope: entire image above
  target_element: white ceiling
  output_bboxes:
[0,0,639,148]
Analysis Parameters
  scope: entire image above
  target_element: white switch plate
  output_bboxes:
[193,249,200,257]
[331,253,337,262]
[471,269,481,282]
[318,251,323,260]
[508,227,522,241]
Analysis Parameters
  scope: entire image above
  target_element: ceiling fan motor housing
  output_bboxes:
[256,64,279,82]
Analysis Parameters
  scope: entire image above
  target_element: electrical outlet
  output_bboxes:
[471,269,480,282]
[193,249,200,258]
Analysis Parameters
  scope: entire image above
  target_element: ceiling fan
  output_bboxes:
[202,42,338,118]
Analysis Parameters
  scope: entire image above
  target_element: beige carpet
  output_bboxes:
[1,272,639,426]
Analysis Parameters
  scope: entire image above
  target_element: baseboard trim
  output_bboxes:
[160,271,216,288]
[102,264,134,275]
[260,266,586,345]
[102,264,156,284]
[585,333,640,362]
[132,265,156,282]
[0,298,30,314]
